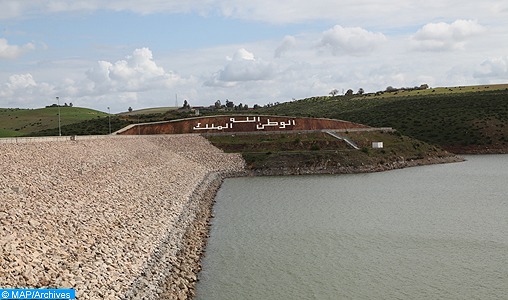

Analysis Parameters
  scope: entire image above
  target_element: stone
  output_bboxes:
[0,135,245,298]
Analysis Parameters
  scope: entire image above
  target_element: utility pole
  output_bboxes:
[56,96,61,136]
[108,107,111,134]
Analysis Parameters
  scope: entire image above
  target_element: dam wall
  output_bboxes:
[0,135,245,299]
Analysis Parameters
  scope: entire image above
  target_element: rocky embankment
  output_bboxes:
[0,135,244,299]
[443,144,508,155]
[246,155,464,176]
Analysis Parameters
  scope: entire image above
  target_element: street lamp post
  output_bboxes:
[56,96,61,136]
[108,107,111,134]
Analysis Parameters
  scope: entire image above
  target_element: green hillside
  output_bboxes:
[27,116,131,137]
[206,131,460,174]
[118,107,178,116]
[4,84,506,153]
[255,86,508,153]
[0,107,109,137]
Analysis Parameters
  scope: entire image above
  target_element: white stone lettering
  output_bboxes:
[193,118,296,131]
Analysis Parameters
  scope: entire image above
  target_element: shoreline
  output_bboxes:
[157,171,241,300]
[243,155,465,176]
[440,142,508,154]
[443,147,508,155]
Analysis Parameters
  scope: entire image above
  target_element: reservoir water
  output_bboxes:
[196,155,508,300]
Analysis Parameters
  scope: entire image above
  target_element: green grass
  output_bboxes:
[0,128,19,137]
[119,107,178,116]
[255,87,508,151]
[206,131,453,170]
[0,105,199,137]
[0,107,109,137]
[27,116,131,137]
[207,132,348,153]
[207,132,338,146]
[366,83,508,99]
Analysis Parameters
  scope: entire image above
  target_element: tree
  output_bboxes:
[225,99,234,109]
[385,86,397,92]
[358,88,364,95]
[345,89,354,96]
[329,89,339,96]
[128,107,133,112]
[214,100,221,109]
[69,103,73,107]
[182,100,190,109]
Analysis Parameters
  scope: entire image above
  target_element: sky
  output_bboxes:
[1,1,508,113]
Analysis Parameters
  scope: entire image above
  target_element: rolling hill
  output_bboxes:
[118,107,178,116]
[2,84,507,154]
[255,85,508,153]
[0,107,109,137]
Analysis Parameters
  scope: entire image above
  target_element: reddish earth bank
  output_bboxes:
[117,115,369,135]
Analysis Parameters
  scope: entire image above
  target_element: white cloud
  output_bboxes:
[206,48,275,87]
[0,73,54,106]
[320,25,387,56]
[85,47,182,93]
[1,1,508,112]
[474,57,508,79]
[0,38,35,59]
[5,73,36,90]
[0,0,506,31]
[0,48,190,111]
[411,19,484,51]
[231,48,255,61]
[274,35,296,58]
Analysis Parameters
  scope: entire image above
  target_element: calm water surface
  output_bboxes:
[196,155,508,300]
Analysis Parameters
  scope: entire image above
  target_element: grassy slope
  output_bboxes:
[206,131,457,171]
[27,117,131,137]
[0,107,109,137]
[371,83,508,98]
[0,106,197,137]
[256,87,508,153]
[7,84,505,146]
[118,107,178,116]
